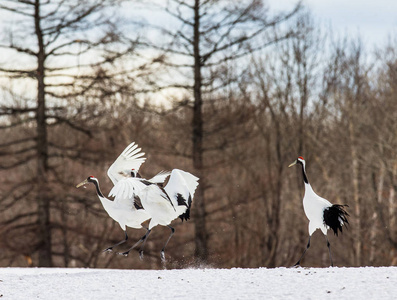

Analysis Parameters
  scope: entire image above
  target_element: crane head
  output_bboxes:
[76,176,96,188]
[288,156,305,168]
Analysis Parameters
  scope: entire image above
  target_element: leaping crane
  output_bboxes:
[112,168,199,261]
[77,142,199,262]
[76,142,169,253]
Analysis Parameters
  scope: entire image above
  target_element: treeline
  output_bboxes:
[0,0,396,269]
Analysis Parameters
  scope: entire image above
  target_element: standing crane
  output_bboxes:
[289,156,349,267]
[76,142,169,253]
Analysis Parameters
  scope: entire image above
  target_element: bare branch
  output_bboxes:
[0,154,36,169]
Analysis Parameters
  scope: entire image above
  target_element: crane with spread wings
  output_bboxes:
[76,142,169,252]
[77,142,199,262]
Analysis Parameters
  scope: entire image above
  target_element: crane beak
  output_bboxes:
[288,160,297,168]
[76,179,88,188]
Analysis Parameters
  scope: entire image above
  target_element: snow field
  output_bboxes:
[0,266,396,299]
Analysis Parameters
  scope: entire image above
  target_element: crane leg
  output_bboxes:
[294,235,311,266]
[138,229,153,260]
[160,226,175,262]
[326,235,333,267]
[103,230,128,252]
[118,229,151,257]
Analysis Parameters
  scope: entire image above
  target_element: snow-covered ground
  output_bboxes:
[0,266,396,299]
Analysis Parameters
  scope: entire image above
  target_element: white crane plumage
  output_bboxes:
[76,176,151,252]
[114,168,199,261]
[107,142,147,185]
[76,142,169,253]
[289,156,349,267]
[77,141,199,261]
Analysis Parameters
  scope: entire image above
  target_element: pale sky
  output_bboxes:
[269,0,397,47]
[1,1,396,47]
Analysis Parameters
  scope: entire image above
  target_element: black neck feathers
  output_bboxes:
[300,162,309,184]
[91,179,105,198]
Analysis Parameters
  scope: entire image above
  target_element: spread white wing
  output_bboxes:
[149,170,171,184]
[108,177,150,206]
[164,169,199,207]
[107,142,146,185]
[108,172,171,207]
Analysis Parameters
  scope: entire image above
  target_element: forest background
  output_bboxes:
[0,0,396,269]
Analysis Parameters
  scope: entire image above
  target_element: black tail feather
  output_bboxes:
[323,204,349,236]
[178,194,192,222]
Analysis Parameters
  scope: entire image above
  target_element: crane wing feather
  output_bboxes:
[107,142,146,185]
[108,178,149,207]
[149,171,171,184]
[164,169,199,207]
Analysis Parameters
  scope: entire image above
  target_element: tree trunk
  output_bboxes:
[348,114,361,266]
[34,0,52,267]
[192,0,208,261]
[370,165,384,264]
[389,161,397,257]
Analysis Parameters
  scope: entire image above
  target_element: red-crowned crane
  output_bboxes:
[110,168,199,262]
[289,156,349,267]
[76,142,169,253]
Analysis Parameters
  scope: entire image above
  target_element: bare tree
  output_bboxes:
[368,43,397,265]
[0,0,152,267]
[132,0,301,262]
